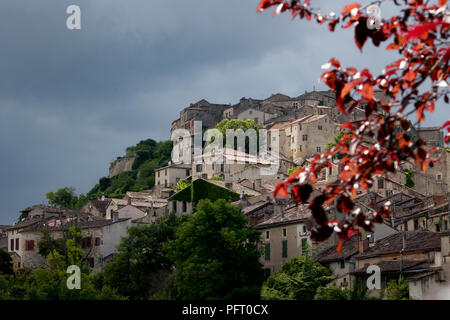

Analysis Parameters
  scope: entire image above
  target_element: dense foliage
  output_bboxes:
[99,213,184,300]
[165,199,264,299]
[168,178,240,204]
[385,277,410,300]
[87,139,172,199]
[46,187,88,210]
[261,253,333,300]
[0,226,124,300]
[0,249,13,275]
[212,119,263,153]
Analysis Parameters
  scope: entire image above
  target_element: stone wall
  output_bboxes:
[109,156,136,178]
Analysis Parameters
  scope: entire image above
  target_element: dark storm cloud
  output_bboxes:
[0,0,447,224]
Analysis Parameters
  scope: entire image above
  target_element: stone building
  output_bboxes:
[282,114,338,163]
[5,211,131,273]
[351,231,445,299]
[191,147,295,180]
[155,163,191,188]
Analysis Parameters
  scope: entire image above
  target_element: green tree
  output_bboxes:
[165,199,264,300]
[404,169,415,188]
[0,249,13,275]
[46,187,86,209]
[325,130,349,160]
[102,213,184,300]
[171,179,191,192]
[314,284,349,300]
[261,252,333,300]
[213,119,263,153]
[385,277,410,300]
[287,165,302,175]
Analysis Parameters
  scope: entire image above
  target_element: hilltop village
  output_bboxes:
[1,90,449,299]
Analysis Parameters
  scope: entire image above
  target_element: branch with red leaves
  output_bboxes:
[258,0,450,250]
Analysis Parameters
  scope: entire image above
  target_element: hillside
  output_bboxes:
[87,139,173,199]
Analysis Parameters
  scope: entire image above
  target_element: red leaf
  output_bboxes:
[362,83,374,100]
[406,22,447,41]
[342,3,361,16]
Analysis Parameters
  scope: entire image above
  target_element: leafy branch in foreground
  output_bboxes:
[258,0,449,248]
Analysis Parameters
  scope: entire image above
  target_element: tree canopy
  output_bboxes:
[165,199,264,299]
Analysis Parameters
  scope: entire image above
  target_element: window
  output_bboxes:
[329,167,332,175]
[445,220,448,230]
[16,238,19,251]
[173,201,177,212]
[164,180,167,188]
[165,169,167,176]
[318,125,323,130]
[316,146,321,153]
[95,237,101,246]
[196,164,202,172]
[301,238,307,255]
[186,169,190,176]
[82,237,92,248]
[182,201,187,212]
[436,224,441,232]
[303,226,307,234]
[265,244,271,261]
[292,137,294,143]
[25,240,35,251]
[282,240,288,258]
[89,257,95,268]
[293,102,298,108]
[302,134,308,141]
[10,239,14,251]
[220,164,224,172]
[437,174,442,181]
[265,231,270,240]
[378,179,384,189]
[414,220,419,230]
[299,145,302,152]
[282,228,287,237]
[340,261,345,269]
[158,171,160,178]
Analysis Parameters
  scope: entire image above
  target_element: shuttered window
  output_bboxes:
[282,240,288,258]
[264,244,270,261]
[301,238,307,256]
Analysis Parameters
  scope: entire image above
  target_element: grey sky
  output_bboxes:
[0,0,448,224]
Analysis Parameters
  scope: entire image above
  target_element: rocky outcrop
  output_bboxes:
[109,156,136,178]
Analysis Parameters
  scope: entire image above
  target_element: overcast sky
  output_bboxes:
[0,0,448,224]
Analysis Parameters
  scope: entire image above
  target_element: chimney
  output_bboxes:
[240,193,249,207]
[264,209,271,221]
[127,197,132,206]
[359,238,369,253]
[101,194,105,201]
[369,197,376,210]
[255,179,262,191]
